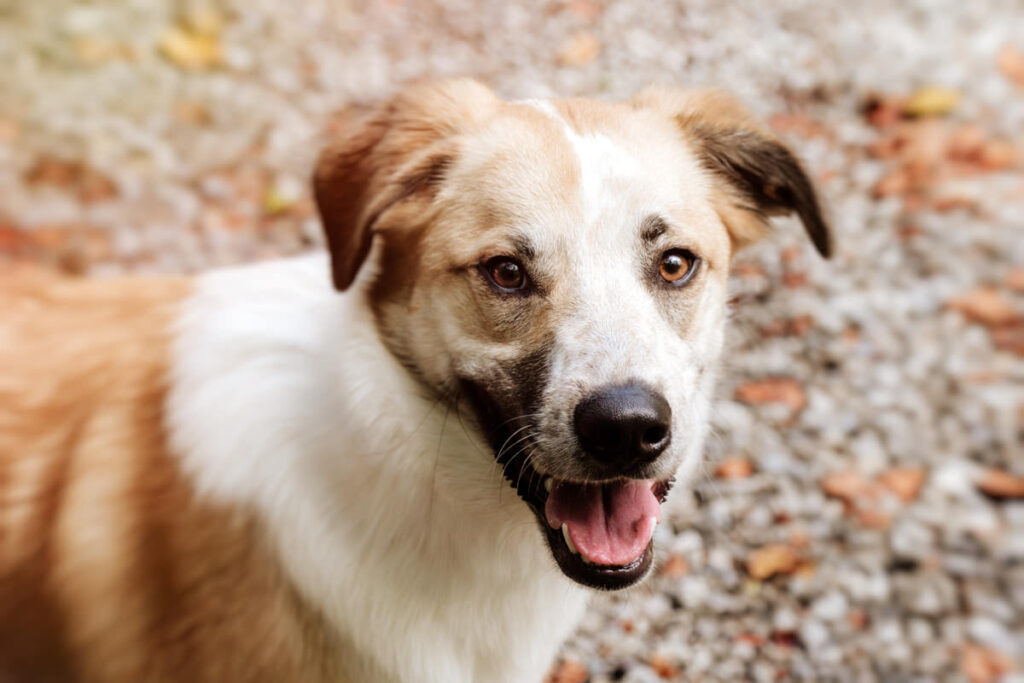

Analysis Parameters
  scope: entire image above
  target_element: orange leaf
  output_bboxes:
[159,26,222,70]
[853,507,892,530]
[878,467,926,502]
[735,378,806,412]
[976,468,1024,499]
[992,323,1024,356]
[961,643,1013,683]
[649,654,679,679]
[821,470,870,503]
[947,287,1021,327]
[558,32,600,66]
[746,544,799,580]
[545,659,588,683]
[659,554,689,578]
[997,45,1024,89]
[715,456,754,479]
[1007,268,1024,292]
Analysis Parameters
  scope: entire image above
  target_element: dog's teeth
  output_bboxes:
[544,478,553,492]
[648,516,659,540]
[561,523,578,555]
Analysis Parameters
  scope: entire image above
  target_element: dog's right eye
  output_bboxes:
[481,256,529,293]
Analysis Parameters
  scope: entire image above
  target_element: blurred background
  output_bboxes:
[1,1,1022,680]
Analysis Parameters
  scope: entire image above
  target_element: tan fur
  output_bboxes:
[314,78,499,290]
[0,271,338,683]
[631,86,821,254]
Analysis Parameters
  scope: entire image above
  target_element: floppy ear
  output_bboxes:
[313,79,498,290]
[632,87,832,258]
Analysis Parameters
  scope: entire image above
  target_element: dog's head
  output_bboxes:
[314,80,830,590]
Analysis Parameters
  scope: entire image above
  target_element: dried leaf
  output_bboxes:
[863,95,905,128]
[780,246,803,264]
[24,157,118,203]
[997,45,1024,90]
[976,468,1024,499]
[174,101,213,125]
[767,112,829,139]
[715,456,754,479]
[25,157,78,187]
[821,470,870,503]
[0,221,30,255]
[878,467,926,502]
[782,272,808,288]
[904,86,961,117]
[732,261,765,278]
[649,654,679,679]
[978,139,1019,170]
[1006,268,1024,292]
[735,632,765,647]
[735,378,806,412]
[790,315,812,336]
[961,643,1013,683]
[931,195,977,212]
[746,544,799,580]
[991,323,1024,356]
[558,32,600,66]
[563,0,603,21]
[263,188,296,215]
[947,287,1021,327]
[545,658,588,683]
[159,26,222,70]
[873,168,912,198]
[0,117,18,144]
[787,530,810,549]
[853,507,892,530]
[659,554,689,578]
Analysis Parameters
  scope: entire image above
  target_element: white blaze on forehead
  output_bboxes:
[518,99,644,223]
[508,98,728,483]
[519,98,672,390]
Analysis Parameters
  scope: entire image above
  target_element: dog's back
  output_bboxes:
[0,271,333,682]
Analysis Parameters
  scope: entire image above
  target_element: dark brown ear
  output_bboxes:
[633,87,832,258]
[313,79,498,290]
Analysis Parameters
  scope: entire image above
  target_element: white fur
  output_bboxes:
[168,253,588,683]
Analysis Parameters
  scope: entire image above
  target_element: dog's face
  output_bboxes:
[314,80,830,590]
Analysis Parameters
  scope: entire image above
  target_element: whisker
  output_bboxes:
[494,424,534,463]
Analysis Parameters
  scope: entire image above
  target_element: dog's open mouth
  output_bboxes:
[506,459,674,590]
[458,380,674,589]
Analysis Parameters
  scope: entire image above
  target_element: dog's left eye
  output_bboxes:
[658,249,700,286]
[482,256,529,293]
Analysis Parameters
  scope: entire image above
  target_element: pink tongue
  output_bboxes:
[544,480,660,566]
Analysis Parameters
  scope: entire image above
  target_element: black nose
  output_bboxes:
[573,384,672,472]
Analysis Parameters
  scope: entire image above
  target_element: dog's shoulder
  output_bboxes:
[0,267,192,461]
[0,262,344,682]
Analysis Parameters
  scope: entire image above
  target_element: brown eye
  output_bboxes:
[483,256,528,292]
[658,249,699,285]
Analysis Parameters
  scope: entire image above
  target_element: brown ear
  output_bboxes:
[633,87,832,258]
[313,79,498,290]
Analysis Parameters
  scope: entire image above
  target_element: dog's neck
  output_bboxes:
[168,254,588,682]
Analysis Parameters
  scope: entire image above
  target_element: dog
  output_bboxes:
[0,79,830,682]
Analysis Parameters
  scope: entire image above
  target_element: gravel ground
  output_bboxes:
[2,1,1023,681]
